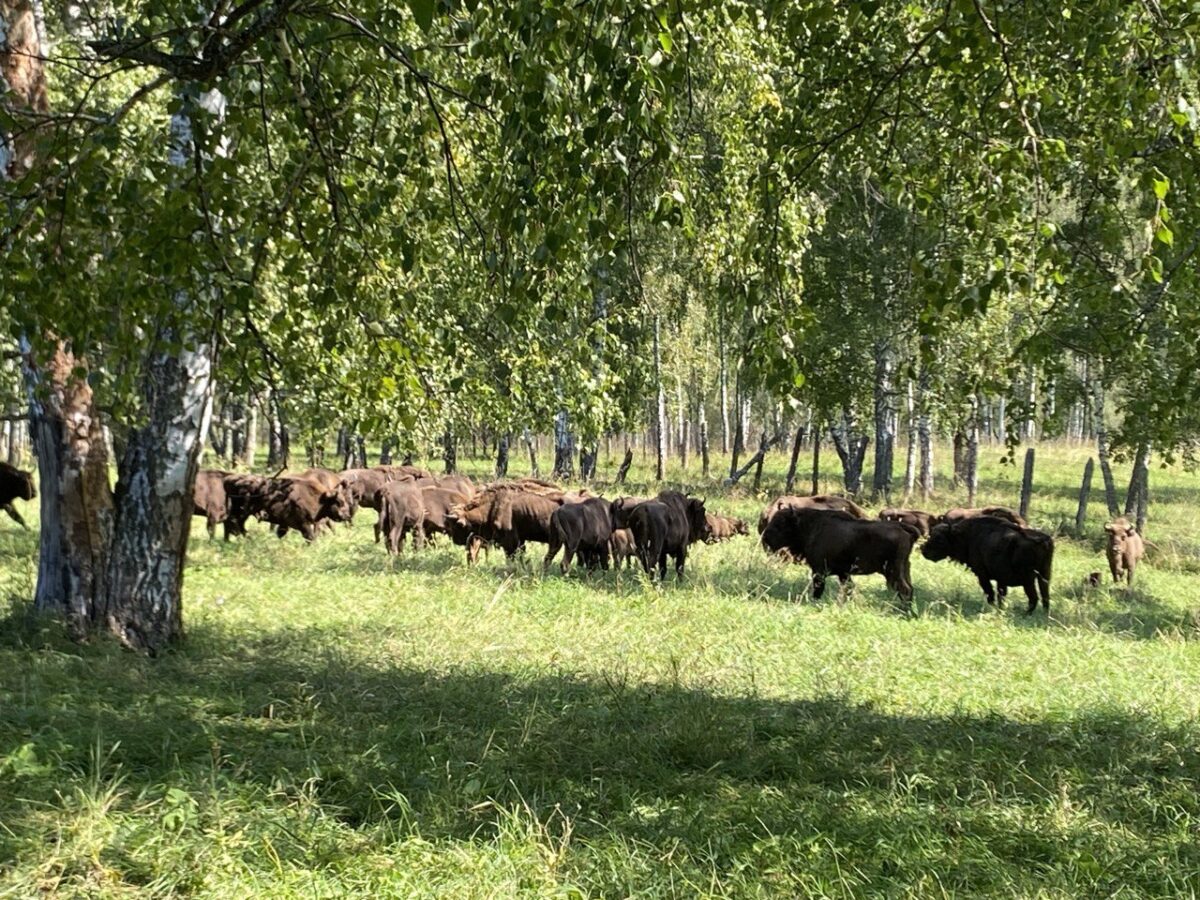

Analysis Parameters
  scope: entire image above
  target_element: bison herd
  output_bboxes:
[0,458,1155,614]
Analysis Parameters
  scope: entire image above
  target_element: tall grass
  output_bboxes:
[1,441,1198,897]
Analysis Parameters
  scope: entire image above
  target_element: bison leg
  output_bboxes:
[275,524,289,539]
[374,513,383,544]
[543,537,561,573]
[1037,574,1051,612]
[466,534,483,564]
[206,516,218,539]
[975,575,997,606]
[560,543,575,575]
[1022,581,1040,615]
[811,572,827,600]
[413,523,425,552]
[657,549,669,582]
[599,546,610,571]
[674,548,687,581]
[1,503,28,529]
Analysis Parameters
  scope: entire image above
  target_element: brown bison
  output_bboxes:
[449,485,563,562]
[545,497,614,573]
[378,482,425,554]
[758,494,869,534]
[436,473,475,498]
[609,527,636,569]
[878,507,935,537]
[704,513,749,543]
[192,469,230,539]
[936,506,1026,528]
[420,485,471,541]
[1104,517,1145,585]
[340,467,395,541]
[259,475,353,541]
[921,517,1053,614]
[0,461,36,528]
[761,507,919,605]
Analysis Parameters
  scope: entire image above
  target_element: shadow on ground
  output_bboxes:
[2,616,1199,894]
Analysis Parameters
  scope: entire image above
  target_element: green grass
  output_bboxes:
[2,442,1199,897]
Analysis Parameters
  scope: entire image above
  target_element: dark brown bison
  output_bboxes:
[704,513,749,543]
[921,517,1053,614]
[612,491,706,580]
[260,475,353,541]
[758,494,869,534]
[222,473,272,537]
[609,527,636,569]
[192,469,230,539]
[340,467,396,541]
[761,507,918,605]
[420,485,471,540]
[545,497,614,573]
[0,461,36,528]
[936,506,1026,528]
[378,482,425,554]
[878,507,935,537]
[449,485,563,562]
[1104,517,1145,585]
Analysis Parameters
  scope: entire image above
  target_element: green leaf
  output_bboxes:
[1156,225,1174,247]
[1153,172,1170,200]
[409,0,435,32]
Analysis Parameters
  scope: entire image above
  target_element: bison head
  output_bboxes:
[322,484,355,523]
[1104,518,1137,551]
[686,497,707,542]
[18,470,36,501]
[920,524,954,562]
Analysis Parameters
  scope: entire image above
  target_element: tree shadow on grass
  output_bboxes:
[3,619,1200,894]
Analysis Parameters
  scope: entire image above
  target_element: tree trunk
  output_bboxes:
[1023,367,1037,442]
[267,390,289,470]
[871,339,895,499]
[698,400,710,478]
[654,316,666,482]
[495,433,510,479]
[241,398,256,468]
[917,368,934,499]
[1075,457,1094,535]
[718,326,729,455]
[951,431,967,489]
[552,411,575,480]
[965,396,980,507]
[615,447,634,485]
[1,0,48,182]
[1124,444,1150,518]
[729,371,744,478]
[579,445,598,481]
[1091,371,1120,517]
[104,330,216,653]
[728,429,783,486]
[380,437,394,466]
[811,423,821,495]
[442,431,457,474]
[24,342,114,633]
[829,407,869,495]
[1019,448,1035,520]
[523,428,539,477]
[212,400,230,460]
[902,379,916,498]
[677,375,689,470]
[784,424,804,494]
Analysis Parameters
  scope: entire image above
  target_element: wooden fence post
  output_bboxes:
[1019,447,1035,519]
[1075,457,1094,534]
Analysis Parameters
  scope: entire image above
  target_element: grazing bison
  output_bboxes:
[0,461,36,528]
[378,482,425,554]
[193,469,231,539]
[936,506,1026,528]
[704,513,749,543]
[340,467,396,541]
[437,473,475,499]
[921,517,1053,614]
[545,497,614,573]
[878,507,935,537]
[758,494,869,534]
[609,527,636,569]
[260,476,353,541]
[1104,517,1145,585]
[761,507,919,605]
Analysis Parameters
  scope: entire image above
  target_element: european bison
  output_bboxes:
[0,461,36,528]
[612,491,707,580]
[436,473,475,498]
[222,473,272,537]
[545,497,614,573]
[761,507,918,605]
[378,482,425,554]
[921,517,1053,614]
[758,494,869,534]
[420,485,471,540]
[609,527,636,569]
[193,469,230,538]
[704,513,749,543]
[878,507,935,537]
[936,506,1026,528]
[340,467,396,541]
[449,485,563,562]
[1104,517,1145,585]
[259,475,353,541]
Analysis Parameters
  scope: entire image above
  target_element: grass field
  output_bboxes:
[2,442,1200,898]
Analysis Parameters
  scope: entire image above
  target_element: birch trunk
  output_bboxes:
[654,316,666,482]
[1092,370,1120,517]
[965,395,980,507]
[871,340,895,499]
[902,379,916,498]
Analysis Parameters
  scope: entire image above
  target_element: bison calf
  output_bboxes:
[761,507,918,606]
[378,483,426,554]
[1104,518,1145,585]
[922,517,1053,614]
